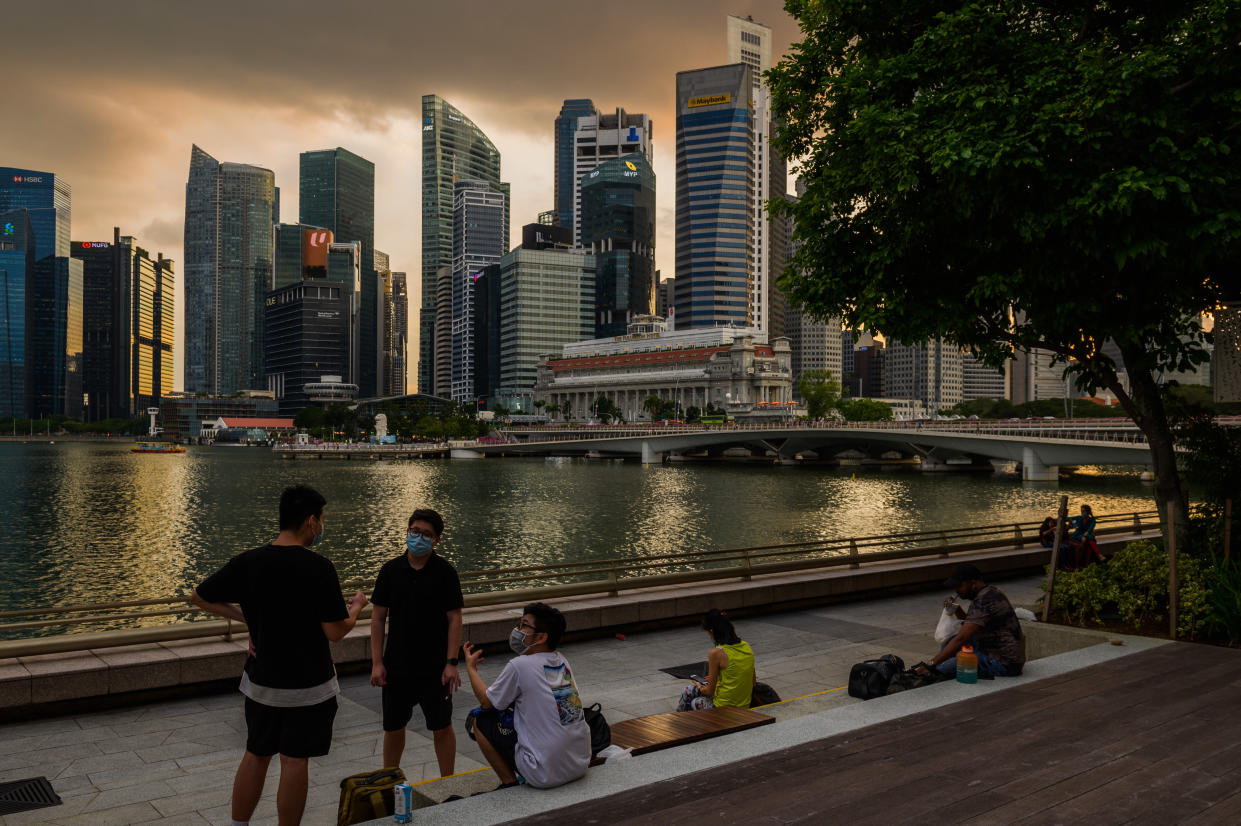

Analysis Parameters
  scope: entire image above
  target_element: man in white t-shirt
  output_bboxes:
[462,602,591,789]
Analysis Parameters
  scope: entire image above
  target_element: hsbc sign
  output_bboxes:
[11,175,43,184]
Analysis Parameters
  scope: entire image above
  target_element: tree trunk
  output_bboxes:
[1108,345,1191,552]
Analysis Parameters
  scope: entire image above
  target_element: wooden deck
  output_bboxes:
[510,643,1241,824]
[610,707,775,756]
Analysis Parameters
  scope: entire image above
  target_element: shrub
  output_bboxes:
[1044,539,1210,638]
[1204,556,1241,645]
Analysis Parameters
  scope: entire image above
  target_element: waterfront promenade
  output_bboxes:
[0,577,1049,824]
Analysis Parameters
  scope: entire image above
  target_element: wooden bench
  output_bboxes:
[608,707,775,756]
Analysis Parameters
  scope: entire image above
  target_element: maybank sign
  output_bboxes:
[687,94,731,108]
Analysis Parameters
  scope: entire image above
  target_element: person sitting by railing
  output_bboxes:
[1039,517,1058,549]
[1067,504,1101,567]
[676,609,755,711]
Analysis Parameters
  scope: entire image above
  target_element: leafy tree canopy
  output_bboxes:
[769,0,1240,536]
[798,369,842,419]
[839,398,894,421]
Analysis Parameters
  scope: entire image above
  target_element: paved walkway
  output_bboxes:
[0,579,1046,825]
[502,642,1241,825]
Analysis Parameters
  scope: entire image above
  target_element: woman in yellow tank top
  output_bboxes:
[676,609,755,711]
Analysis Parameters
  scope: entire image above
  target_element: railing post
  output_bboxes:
[1133,512,1141,532]
[939,531,949,556]
[606,561,619,597]
[849,539,859,569]
[741,548,753,581]
[1014,524,1023,548]
[225,618,233,642]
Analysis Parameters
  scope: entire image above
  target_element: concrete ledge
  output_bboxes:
[401,634,1171,826]
[0,533,1154,716]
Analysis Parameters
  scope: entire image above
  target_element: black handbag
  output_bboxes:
[750,681,782,707]
[583,702,611,756]
[847,654,905,700]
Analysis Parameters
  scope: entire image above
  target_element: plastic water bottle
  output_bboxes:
[956,644,978,684]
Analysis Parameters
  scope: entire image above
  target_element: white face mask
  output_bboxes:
[510,626,533,654]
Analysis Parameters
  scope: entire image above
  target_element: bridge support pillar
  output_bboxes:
[919,455,950,472]
[450,448,484,459]
[1021,448,1058,481]
[641,441,662,466]
[1139,466,1155,481]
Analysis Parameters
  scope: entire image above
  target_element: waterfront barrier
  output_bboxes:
[0,509,1157,659]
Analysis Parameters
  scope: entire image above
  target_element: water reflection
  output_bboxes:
[0,444,1163,613]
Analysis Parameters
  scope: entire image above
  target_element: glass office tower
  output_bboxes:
[0,168,83,418]
[420,95,508,397]
[183,146,276,395]
[0,209,34,417]
[554,98,597,231]
[673,66,755,330]
[299,148,379,396]
[579,154,656,338]
[72,230,175,420]
[450,180,506,402]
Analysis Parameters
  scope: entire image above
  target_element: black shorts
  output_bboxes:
[470,707,518,772]
[382,677,453,732]
[244,696,337,758]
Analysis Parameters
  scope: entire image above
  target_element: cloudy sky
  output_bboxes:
[3,0,803,391]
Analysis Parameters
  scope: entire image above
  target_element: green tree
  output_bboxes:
[839,398,893,422]
[797,369,841,420]
[593,395,621,424]
[294,405,326,435]
[642,395,663,421]
[769,1,1237,547]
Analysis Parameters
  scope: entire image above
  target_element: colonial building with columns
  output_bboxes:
[533,318,802,421]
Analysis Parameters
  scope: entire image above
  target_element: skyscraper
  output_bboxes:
[579,153,656,337]
[0,168,84,418]
[726,15,787,337]
[183,146,276,395]
[674,65,755,330]
[571,108,654,247]
[390,271,408,396]
[555,99,597,230]
[299,147,379,396]
[420,95,509,397]
[885,339,963,412]
[0,209,34,417]
[273,223,332,288]
[72,230,175,420]
[450,180,507,402]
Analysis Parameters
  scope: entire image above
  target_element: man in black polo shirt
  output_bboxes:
[370,507,465,775]
[191,484,366,826]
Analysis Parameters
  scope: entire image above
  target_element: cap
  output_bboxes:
[943,563,983,588]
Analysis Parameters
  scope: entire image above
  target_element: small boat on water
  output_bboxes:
[132,441,186,454]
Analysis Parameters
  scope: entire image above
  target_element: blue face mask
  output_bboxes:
[309,516,324,547]
[407,533,434,557]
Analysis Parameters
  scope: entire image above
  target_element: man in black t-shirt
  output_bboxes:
[916,562,1026,678]
[370,507,465,775]
[192,484,366,826]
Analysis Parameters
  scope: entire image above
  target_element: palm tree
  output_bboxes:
[643,395,663,421]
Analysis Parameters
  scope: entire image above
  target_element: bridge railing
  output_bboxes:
[0,510,1158,658]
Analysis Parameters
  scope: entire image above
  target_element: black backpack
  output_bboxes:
[847,654,905,700]
[583,702,611,756]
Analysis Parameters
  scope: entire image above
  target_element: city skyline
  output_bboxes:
[1,0,799,393]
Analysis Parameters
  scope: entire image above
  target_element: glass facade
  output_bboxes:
[390,271,408,396]
[579,154,656,337]
[450,180,506,402]
[420,95,508,397]
[673,66,755,330]
[497,248,595,404]
[72,234,175,419]
[554,98,597,231]
[0,209,33,417]
[183,146,276,395]
[0,168,82,418]
[298,148,378,396]
[263,280,352,415]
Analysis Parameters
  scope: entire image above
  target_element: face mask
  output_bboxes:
[509,626,532,655]
[407,533,434,557]
[309,517,324,547]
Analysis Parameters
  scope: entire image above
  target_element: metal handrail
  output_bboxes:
[0,510,1159,656]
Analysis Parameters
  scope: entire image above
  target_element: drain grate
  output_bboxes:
[0,776,62,815]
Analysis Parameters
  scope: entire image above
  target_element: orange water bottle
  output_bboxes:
[956,644,978,684]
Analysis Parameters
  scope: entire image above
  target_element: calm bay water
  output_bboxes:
[0,441,1160,613]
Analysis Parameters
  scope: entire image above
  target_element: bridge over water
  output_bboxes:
[470,420,1178,480]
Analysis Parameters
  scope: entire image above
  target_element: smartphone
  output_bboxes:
[690,674,704,683]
